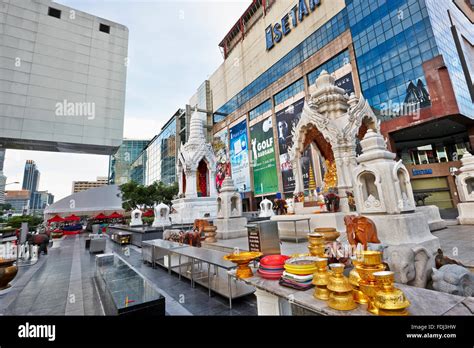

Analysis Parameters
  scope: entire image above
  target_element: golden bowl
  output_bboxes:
[224,251,262,279]
[327,263,352,293]
[307,233,324,246]
[315,227,340,242]
[314,285,330,301]
[361,251,382,266]
[373,271,411,311]
[0,258,18,291]
[314,257,328,270]
[284,256,318,275]
[308,245,325,257]
[356,263,386,283]
[328,291,357,311]
[353,289,369,304]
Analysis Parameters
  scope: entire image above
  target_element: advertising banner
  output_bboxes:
[212,128,229,192]
[276,98,315,193]
[249,116,279,195]
[229,120,251,192]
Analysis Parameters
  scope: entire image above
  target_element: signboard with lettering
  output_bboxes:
[247,226,261,252]
[266,0,322,51]
[412,168,433,176]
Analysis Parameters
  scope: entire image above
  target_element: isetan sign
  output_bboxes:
[265,0,321,51]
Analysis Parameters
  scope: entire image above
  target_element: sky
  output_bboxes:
[3,0,251,201]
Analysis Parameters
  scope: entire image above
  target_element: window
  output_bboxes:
[99,23,110,34]
[48,7,61,19]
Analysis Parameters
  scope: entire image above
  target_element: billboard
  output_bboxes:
[229,120,251,192]
[212,128,230,192]
[249,117,279,195]
[276,98,315,193]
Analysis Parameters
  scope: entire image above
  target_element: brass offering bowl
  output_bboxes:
[314,227,340,242]
[373,271,410,316]
[349,257,369,305]
[356,251,386,315]
[307,233,325,257]
[0,258,18,291]
[327,263,357,311]
[224,251,263,279]
[312,257,330,301]
[361,250,383,266]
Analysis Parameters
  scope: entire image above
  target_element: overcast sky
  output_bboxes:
[4,0,250,201]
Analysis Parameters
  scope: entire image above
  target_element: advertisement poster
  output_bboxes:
[212,128,230,192]
[335,72,355,95]
[276,98,315,192]
[229,120,251,192]
[249,116,279,195]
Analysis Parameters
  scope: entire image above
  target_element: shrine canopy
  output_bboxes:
[47,215,64,223]
[64,214,80,222]
[107,212,123,219]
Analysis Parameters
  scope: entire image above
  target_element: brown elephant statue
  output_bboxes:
[344,215,380,250]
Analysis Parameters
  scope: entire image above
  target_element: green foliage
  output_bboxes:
[142,216,154,225]
[6,215,43,229]
[0,203,12,211]
[119,181,178,211]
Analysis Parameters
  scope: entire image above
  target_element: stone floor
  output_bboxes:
[0,234,257,316]
[432,225,474,267]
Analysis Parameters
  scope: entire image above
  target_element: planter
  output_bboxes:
[0,258,18,290]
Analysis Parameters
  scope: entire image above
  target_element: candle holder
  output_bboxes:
[356,251,385,315]
[327,263,357,311]
[312,257,330,300]
[307,233,325,257]
[373,271,410,316]
[349,256,369,304]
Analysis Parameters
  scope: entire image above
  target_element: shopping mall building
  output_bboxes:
[183,0,473,214]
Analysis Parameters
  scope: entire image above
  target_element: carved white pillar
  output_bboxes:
[292,153,305,195]
[177,170,183,195]
[186,170,197,198]
[333,143,356,213]
[209,170,217,197]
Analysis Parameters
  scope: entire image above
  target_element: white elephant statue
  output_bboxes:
[432,264,474,297]
[383,245,434,288]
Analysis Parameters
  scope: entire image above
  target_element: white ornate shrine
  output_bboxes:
[130,207,143,227]
[171,108,218,224]
[353,129,440,253]
[272,70,378,238]
[259,198,274,218]
[455,151,474,224]
[152,202,171,227]
[214,176,248,239]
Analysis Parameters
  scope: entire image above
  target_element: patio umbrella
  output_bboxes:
[142,209,154,217]
[48,215,64,223]
[64,214,81,222]
[94,213,108,220]
[106,212,123,219]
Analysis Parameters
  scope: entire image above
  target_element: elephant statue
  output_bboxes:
[344,215,380,250]
[432,264,474,297]
[383,245,434,288]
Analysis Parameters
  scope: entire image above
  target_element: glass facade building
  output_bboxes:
[146,118,177,186]
[109,140,149,185]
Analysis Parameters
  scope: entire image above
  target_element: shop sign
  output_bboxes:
[265,0,322,51]
[412,168,433,176]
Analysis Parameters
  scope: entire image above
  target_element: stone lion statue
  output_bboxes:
[432,264,474,297]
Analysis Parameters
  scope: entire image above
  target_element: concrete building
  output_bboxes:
[0,0,129,155]
[72,176,108,193]
[185,0,474,213]
[30,190,54,215]
[5,189,30,213]
[108,139,149,185]
[21,160,41,209]
[0,149,7,204]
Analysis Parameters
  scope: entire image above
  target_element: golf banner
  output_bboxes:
[249,116,279,195]
[229,119,251,192]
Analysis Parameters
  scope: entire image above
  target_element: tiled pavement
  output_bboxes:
[1,234,257,316]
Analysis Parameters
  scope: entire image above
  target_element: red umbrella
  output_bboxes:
[107,212,123,219]
[64,214,81,222]
[48,215,64,223]
[94,213,108,220]
[142,210,154,217]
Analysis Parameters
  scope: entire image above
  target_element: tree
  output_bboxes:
[119,181,178,211]
[6,215,43,229]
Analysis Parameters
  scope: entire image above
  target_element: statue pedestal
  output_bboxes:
[214,216,248,240]
[170,197,217,224]
[415,205,447,231]
[457,202,474,225]
[270,212,351,241]
[365,212,440,254]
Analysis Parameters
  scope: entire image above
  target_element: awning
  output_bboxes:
[64,214,81,222]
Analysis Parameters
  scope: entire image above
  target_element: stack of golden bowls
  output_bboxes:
[327,263,357,311]
[307,233,325,257]
[348,256,369,305]
[312,257,330,300]
[373,271,410,316]
[356,251,386,314]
